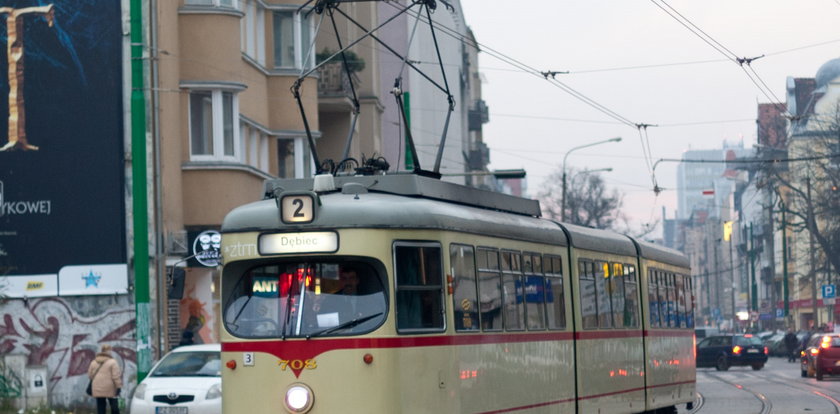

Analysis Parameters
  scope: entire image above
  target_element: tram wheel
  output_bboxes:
[715,355,730,371]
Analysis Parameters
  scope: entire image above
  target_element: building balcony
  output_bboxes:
[317,62,360,113]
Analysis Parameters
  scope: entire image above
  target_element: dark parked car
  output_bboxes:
[696,334,768,371]
[800,333,840,381]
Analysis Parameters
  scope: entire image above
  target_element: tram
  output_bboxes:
[219,173,694,414]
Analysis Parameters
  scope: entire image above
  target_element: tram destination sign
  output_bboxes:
[259,232,338,255]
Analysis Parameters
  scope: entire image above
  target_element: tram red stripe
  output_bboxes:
[223,332,575,364]
[647,379,696,389]
[475,398,576,414]
[474,380,695,413]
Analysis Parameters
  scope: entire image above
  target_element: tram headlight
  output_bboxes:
[284,383,314,413]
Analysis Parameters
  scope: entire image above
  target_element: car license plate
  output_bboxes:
[747,349,759,353]
[156,407,187,414]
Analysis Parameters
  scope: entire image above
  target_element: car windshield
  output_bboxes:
[734,336,763,346]
[224,261,387,338]
[151,351,220,377]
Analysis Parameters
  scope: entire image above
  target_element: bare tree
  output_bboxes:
[538,167,623,230]
[757,102,840,278]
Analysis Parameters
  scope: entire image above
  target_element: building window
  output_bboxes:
[185,0,238,8]
[241,1,265,65]
[273,10,314,69]
[239,124,269,172]
[189,90,239,161]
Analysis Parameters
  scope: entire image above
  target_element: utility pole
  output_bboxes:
[807,177,818,329]
[750,223,758,312]
[781,200,790,320]
[730,236,736,327]
[131,0,151,382]
[714,235,721,326]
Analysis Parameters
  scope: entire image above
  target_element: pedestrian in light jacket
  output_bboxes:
[88,344,123,414]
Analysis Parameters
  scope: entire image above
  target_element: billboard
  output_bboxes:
[0,1,126,296]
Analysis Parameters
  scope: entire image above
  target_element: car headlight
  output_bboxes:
[284,383,314,413]
[206,383,222,400]
[133,383,146,400]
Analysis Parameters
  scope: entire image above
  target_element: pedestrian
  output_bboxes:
[88,344,122,414]
[783,329,799,362]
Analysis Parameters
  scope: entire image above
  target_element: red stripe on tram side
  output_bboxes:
[476,379,697,414]
[647,379,696,389]
[222,331,575,364]
[577,385,647,401]
[476,398,576,414]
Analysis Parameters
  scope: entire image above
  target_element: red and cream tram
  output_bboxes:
[219,173,694,413]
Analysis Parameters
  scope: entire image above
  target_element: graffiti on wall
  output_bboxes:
[0,297,135,405]
[0,358,22,398]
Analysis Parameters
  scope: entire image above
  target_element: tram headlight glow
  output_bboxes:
[284,384,314,413]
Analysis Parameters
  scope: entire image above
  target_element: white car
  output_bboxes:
[130,344,221,414]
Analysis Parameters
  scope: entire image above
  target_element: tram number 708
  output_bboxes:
[278,359,318,371]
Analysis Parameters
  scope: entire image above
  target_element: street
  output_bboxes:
[685,356,840,413]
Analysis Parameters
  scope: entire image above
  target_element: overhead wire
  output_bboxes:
[648,0,791,117]
[384,1,640,129]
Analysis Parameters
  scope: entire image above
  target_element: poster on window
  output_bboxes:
[178,267,219,345]
[0,1,126,292]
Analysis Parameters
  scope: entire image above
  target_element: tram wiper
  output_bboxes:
[306,312,383,339]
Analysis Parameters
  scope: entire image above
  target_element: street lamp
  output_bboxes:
[561,137,622,221]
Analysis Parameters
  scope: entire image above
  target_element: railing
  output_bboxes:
[317,62,359,99]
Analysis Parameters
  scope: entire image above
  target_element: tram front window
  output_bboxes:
[224,262,386,338]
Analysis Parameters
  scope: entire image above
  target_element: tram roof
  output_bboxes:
[223,174,567,246]
[263,174,541,216]
[557,222,637,256]
[633,239,690,268]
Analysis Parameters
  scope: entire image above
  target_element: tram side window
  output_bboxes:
[611,263,626,329]
[524,253,546,330]
[676,274,687,328]
[656,271,668,328]
[579,260,598,329]
[450,244,479,332]
[666,273,676,328]
[685,275,695,328]
[501,251,525,331]
[395,243,444,333]
[624,265,639,328]
[648,270,660,327]
[545,255,566,330]
[595,261,613,329]
[477,248,503,331]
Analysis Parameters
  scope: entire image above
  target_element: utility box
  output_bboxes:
[26,365,49,408]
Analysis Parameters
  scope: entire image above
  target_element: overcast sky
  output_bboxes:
[458,0,840,236]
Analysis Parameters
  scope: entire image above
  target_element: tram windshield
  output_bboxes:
[224,261,386,338]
